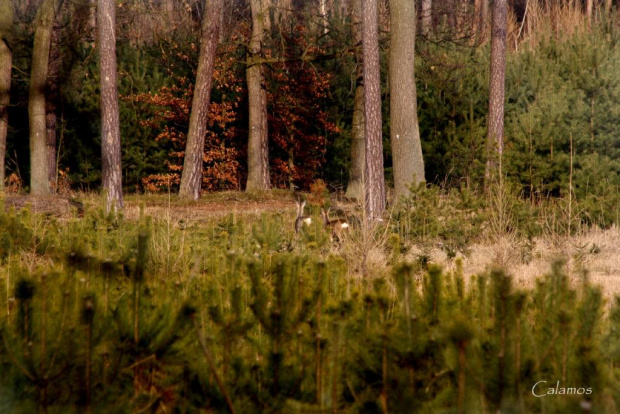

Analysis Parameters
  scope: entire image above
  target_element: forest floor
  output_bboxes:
[123,192,296,221]
[4,191,620,299]
[2,191,297,220]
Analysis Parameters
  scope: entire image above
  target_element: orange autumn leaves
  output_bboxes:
[126,36,339,193]
[127,51,242,192]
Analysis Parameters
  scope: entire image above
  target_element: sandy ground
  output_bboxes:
[2,193,295,220]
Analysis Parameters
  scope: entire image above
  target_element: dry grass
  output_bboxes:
[419,225,620,298]
[122,196,295,221]
[508,0,603,51]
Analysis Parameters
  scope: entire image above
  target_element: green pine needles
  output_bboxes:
[0,198,620,412]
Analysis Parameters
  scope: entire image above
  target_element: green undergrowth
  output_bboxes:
[0,195,620,412]
[391,180,620,260]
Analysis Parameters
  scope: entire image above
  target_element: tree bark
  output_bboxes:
[15,0,38,22]
[46,24,60,190]
[420,0,432,36]
[29,0,57,195]
[319,0,328,34]
[261,0,272,34]
[485,0,507,187]
[0,1,13,192]
[271,0,292,31]
[68,0,93,48]
[246,0,271,191]
[346,0,365,200]
[179,0,224,200]
[362,0,385,220]
[98,0,123,212]
[389,0,425,200]
[474,0,488,42]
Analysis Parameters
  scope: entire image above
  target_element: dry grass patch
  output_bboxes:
[428,226,620,297]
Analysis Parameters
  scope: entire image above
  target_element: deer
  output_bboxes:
[321,207,349,243]
[295,198,312,233]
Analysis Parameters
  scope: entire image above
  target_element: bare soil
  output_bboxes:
[2,195,85,217]
[123,198,295,221]
[2,193,298,221]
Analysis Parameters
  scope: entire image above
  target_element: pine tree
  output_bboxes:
[389,0,425,200]
[98,0,123,212]
[485,0,507,188]
[0,0,13,192]
[246,0,271,191]
[29,0,58,195]
[346,0,365,200]
[362,0,385,220]
[178,0,224,200]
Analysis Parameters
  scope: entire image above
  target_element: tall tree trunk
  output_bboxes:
[586,0,593,26]
[0,1,13,193]
[179,0,224,200]
[272,0,292,31]
[46,24,60,190]
[362,0,385,220]
[262,0,272,34]
[481,0,488,33]
[246,0,271,191]
[15,0,37,22]
[319,0,328,34]
[389,0,425,200]
[162,0,174,13]
[98,0,123,212]
[29,0,57,195]
[420,0,432,35]
[485,0,507,187]
[474,0,488,42]
[346,0,365,200]
[68,0,93,48]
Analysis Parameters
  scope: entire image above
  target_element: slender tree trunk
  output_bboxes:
[346,0,365,200]
[484,0,507,187]
[46,25,60,190]
[98,0,123,212]
[68,0,93,48]
[162,0,174,13]
[179,0,224,200]
[272,0,292,31]
[29,0,57,195]
[420,0,432,35]
[262,0,272,34]
[363,0,385,220]
[15,0,37,22]
[389,0,425,200]
[0,1,13,192]
[475,0,489,42]
[89,0,97,36]
[586,0,593,26]
[319,0,328,34]
[246,0,271,191]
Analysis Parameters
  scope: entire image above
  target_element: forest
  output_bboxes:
[2,0,620,412]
